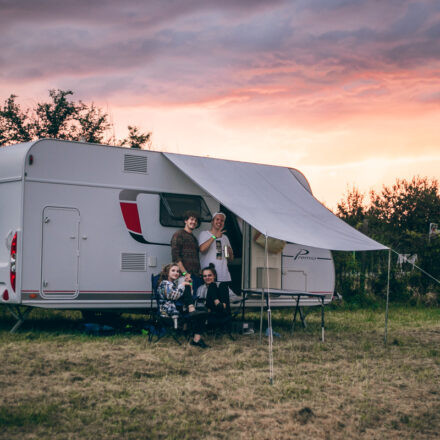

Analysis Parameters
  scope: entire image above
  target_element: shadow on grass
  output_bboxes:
[0,402,59,428]
[0,307,151,338]
[0,303,438,340]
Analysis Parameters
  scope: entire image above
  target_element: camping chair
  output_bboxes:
[228,289,244,320]
[206,313,234,340]
[149,274,207,345]
[149,274,185,345]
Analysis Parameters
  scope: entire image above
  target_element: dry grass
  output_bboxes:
[0,305,439,439]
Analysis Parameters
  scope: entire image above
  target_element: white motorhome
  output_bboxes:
[0,139,335,325]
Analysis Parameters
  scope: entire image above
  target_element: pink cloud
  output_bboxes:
[1,0,440,207]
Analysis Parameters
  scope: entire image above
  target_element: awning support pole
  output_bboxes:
[265,234,274,385]
[384,248,391,345]
[259,287,265,343]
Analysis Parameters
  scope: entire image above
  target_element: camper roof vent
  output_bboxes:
[121,253,147,271]
[124,154,148,174]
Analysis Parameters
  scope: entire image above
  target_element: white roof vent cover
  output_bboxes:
[124,154,148,174]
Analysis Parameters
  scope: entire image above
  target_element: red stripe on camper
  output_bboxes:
[120,202,142,234]
[22,290,153,293]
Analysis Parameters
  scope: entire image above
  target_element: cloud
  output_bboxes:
[2,0,439,100]
[0,0,285,30]
[1,0,440,206]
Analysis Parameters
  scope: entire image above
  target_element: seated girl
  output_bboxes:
[197,264,231,318]
[157,263,209,349]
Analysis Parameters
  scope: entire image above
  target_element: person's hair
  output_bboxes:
[212,212,226,222]
[158,263,179,285]
[202,263,217,282]
[183,210,199,224]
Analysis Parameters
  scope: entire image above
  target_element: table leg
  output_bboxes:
[299,306,307,328]
[321,297,325,342]
[291,296,300,333]
[242,291,246,322]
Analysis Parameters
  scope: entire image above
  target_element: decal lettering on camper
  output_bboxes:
[294,249,315,261]
[291,249,331,262]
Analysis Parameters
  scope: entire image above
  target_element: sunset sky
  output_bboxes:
[1,0,439,208]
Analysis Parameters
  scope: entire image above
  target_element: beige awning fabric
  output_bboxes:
[164,153,387,251]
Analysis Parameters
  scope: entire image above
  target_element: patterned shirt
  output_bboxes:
[157,280,185,317]
[170,229,201,275]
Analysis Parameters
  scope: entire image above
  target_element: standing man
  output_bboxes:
[198,212,234,283]
[171,211,201,286]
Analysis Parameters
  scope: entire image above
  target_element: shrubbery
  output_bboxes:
[334,177,440,305]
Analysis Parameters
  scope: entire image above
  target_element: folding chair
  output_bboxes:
[228,288,244,320]
[149,274,185,345]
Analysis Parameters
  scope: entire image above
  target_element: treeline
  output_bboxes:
[0,89,151,149]
[334,177,440,306]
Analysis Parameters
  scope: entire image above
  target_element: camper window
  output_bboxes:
[160,193,211,227]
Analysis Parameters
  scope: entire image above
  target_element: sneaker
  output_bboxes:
[190,338,210,349]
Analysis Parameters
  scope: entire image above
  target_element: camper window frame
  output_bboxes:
[159,193,212,228]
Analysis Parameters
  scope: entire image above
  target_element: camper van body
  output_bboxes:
[0,139,334,312]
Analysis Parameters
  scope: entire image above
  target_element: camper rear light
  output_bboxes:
[10,232,17,292]
[2,290,9,301]
[10,272,16,292]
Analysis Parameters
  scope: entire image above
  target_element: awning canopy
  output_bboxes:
[164,153,387,251]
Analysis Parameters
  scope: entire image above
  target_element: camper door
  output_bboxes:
[41,207,80,298]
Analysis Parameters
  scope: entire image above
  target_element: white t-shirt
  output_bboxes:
[198,230,231,282]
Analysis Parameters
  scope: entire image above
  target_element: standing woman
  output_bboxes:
[157,263,209,349]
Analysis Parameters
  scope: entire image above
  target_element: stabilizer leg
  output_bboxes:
[7,305,32,334]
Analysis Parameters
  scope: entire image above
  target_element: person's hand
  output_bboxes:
[184,273,192,283]
[212,228,226,238]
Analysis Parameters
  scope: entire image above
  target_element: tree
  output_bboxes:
[0,95,33,144]
[335,186,367,228]
[334,177,440,302]
[33,89,78,140]
[74,102,112,144]
[369,177,440,236]
[0,89,152,149]
[118,125,152,150]
[336,177,440,246]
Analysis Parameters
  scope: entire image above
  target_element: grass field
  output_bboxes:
[0,304,439,439]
